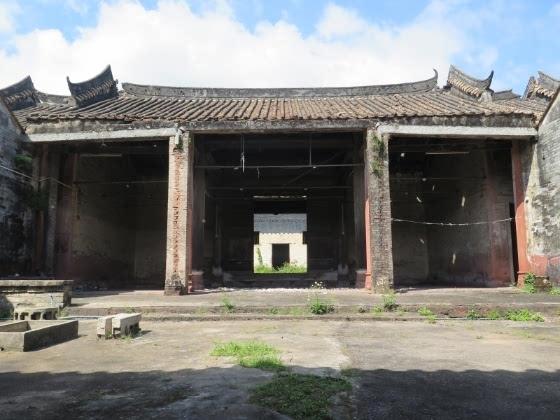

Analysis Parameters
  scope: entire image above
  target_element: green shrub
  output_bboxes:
[549,288,560,296]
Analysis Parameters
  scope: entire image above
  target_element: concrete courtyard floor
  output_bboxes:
[1,319,559,419]
[69,287,560,318]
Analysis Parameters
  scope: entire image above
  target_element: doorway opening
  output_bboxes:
[253,210,307,274]
[389,138,515,288]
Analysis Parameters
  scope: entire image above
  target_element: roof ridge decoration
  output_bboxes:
[523,71,560,101]
[445,65,494,101]
[493,89,520,101]
[67,65,118,107]
[121,70,438,99]
[0,76,39,111]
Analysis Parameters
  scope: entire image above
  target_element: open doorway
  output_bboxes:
[253,211,307,273]
[389,138,515,288]
[195,132,364,288]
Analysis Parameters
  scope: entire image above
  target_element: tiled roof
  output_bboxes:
[1,65,554,129]
[18,89,544,126]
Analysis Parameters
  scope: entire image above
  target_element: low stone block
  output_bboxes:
[0,320,78,351]
[96,316,114,339]
[112,313,141,337]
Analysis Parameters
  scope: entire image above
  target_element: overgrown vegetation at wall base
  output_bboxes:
[523,273,537,294]
[255,262,307,274]
[211,341,284,371]
[249,373,351,420]
[504,309,544,322]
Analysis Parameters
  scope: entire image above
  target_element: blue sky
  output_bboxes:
[0,0,559,94]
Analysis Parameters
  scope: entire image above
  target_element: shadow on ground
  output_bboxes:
[0,366,559,419]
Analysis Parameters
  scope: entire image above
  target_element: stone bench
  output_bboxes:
[13,306,59,321]
[96,313,141,339]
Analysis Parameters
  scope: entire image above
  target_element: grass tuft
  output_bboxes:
[249,373,351,420]
[211,341,284,371]
[549,287,560,296]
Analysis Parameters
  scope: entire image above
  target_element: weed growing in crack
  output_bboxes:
[466,308,482,320]
[220,296,235,313]
[418,306,436,323]
[382,292,398,311]
[307,281,334,315]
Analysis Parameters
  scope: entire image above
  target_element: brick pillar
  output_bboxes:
[165,132,193,295]
[364,127,394,292]
[44,149,60,276]
[511,140,530,286]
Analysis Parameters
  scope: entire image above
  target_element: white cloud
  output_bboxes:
[0,0,484,94]
[0,1,19,33]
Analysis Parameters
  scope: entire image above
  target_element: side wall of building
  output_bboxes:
[0,101,34,276]
[524,94,560,284]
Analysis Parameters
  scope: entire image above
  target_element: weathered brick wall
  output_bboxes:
[524,94,560,284]
[0,101,34,276]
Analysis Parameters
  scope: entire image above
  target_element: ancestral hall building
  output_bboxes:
[1,65,559,294]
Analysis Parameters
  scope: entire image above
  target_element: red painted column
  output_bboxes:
[511,140,530,286]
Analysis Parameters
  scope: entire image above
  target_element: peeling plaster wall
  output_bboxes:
[525,95,560,284]
[0,101,33,276]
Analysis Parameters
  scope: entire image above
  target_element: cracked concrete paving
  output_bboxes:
[0,319,559,419]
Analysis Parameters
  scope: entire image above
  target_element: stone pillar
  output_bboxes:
[165,132,193,295]
[511,140,530,286]
[364,127,394,292]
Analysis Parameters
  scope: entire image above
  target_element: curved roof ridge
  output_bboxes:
[445,65,494,99]
[67,65,119,107]
[122,70,438,99]
[523,71,560,100]
[0,75,39,110]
